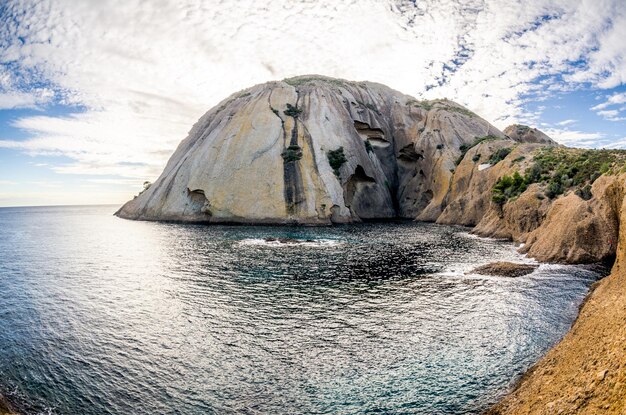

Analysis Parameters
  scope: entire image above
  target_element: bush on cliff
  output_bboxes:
[488,147,512,165]
[492,171,528,205]
[284,104,302,118]
[281,145,303,162]
[492,147,626,204]
[455,135,499,165]
[327,147,347,176]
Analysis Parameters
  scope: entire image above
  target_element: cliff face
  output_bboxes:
[116,76,504,224]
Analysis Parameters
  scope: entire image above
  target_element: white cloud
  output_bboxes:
[542,128,606,147]
[590,91,626,121]
[556,119,577,126]
[591,91,626,110]
[0,0,625,186]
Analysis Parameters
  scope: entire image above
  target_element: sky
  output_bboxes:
[0,0,625,207]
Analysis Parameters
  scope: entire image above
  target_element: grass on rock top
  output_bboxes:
[492,147,626,205]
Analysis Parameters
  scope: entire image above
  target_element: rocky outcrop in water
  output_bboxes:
[470,262,538,277]
[116,76,504,224]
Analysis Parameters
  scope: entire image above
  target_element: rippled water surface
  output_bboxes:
[0,205,601,414]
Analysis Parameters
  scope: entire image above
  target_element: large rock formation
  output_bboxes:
[116,75,504,224]
[117,75,624,267]
[504,124,558,146]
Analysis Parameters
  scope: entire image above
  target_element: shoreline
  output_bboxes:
[486,208,626,413]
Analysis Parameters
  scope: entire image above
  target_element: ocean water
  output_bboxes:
[0,205,602,415]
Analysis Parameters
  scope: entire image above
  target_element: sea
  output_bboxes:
[0,205,603,414]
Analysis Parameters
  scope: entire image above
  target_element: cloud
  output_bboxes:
[590,91,626,121]
[556,119,577,126]
[591,91,626,110]
[0,0,625,183]
[542,128,606,147]
[594,109,626,121]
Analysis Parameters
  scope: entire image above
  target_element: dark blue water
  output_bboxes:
[0,205,601,414]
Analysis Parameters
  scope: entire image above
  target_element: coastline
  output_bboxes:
[487,200,626,413]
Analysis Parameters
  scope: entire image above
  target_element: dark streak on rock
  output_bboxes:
[282,90,306,216]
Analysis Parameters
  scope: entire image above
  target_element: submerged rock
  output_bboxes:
[470,261,538,277]
[0,395,17,415]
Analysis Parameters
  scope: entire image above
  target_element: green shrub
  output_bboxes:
[284,103,302,118]
[281,145,303,162]
[545,180,562,199]
[327,147,347,176]
[364,140,373,153]
[455,135,499,165]
[436,144,444,150]
[492,171,528,205]
[472,154,481,162]
[488,147,512,164]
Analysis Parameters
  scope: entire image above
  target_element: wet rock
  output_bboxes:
[470,261,538,277]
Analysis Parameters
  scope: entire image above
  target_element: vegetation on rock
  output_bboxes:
[281,145,303,162]
[283,76,347,87]
[283,103,302,118]
[492,171,528,205]
[406,99,476,117]
[456,135,500,165]
[492,147,626,204]
[488,147,512,165]
[327,147,347,176]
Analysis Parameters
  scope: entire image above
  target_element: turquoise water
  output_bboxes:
[0,205,601,414]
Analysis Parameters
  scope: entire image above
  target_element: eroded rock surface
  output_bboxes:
[487,187,626,415]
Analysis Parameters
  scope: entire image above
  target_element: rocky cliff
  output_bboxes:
[503,124,559,146]
[116,75,504,224]
[487,176,626,414]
